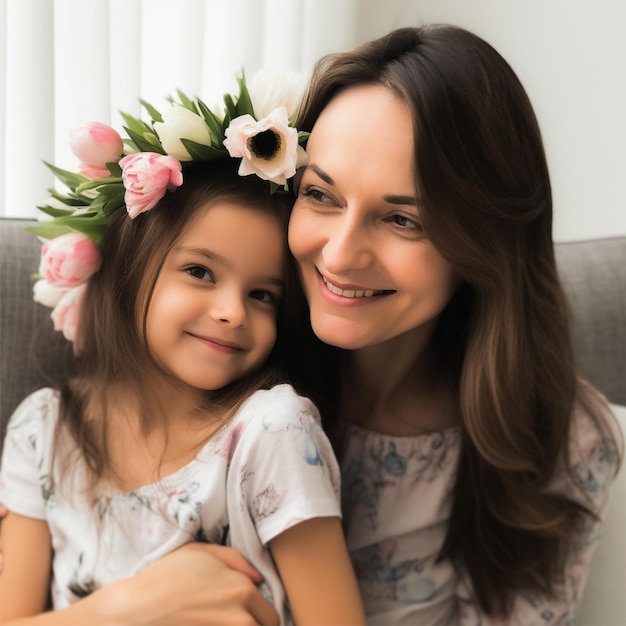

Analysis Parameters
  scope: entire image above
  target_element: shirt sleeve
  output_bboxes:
[456,400,622,626]
[226,384,342,546]
[0,388,58,519]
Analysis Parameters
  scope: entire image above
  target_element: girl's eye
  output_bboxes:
[250,289,278,305]
[186,265,215,282]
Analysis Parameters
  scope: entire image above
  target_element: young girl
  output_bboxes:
[0,85,365,625]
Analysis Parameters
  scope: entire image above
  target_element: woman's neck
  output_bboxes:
[339,323,460,436]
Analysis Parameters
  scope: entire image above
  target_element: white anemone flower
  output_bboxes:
[247,69,307,122]
[154,105,212,161]
[224,107,299,185]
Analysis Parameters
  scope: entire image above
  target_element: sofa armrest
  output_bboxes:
[555,237,626,406]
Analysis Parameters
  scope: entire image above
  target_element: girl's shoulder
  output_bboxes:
[6,387,60,433]
[235,383,322,428]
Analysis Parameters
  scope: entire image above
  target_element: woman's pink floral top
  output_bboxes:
[340,400,621,625]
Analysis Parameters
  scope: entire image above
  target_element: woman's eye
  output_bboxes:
[186,265,214,282]
[300,185,331,204]
[389,214,423,232]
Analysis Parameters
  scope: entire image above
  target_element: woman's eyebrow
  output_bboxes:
[308,164,418,206]
[307,164,335,186]
[384,194,418,206]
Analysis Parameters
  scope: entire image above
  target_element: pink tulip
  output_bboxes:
[78,163,111,180]
[70,122,124,176]
[51,284,86,343]
[39,232,102,288]
[33,279,68,309]
[119,153,183,218]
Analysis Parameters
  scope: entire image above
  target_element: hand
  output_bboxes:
[99,542,280,625]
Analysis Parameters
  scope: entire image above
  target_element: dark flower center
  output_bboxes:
[249,130,281,161]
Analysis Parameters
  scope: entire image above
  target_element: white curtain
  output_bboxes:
[0,0,369,219]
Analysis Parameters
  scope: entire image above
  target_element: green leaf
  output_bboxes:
[36,204,76,218]
[106,161,123,177]
[297,131,310,144]
[75,178,122,195]
[120,111,152,136]
[141,132,166,150]
[140,99,163,123]
[176,90,199,115]
[44,162,88,192]
[196,99,226,147]
[235,72,255,118]
[47,189,89,207]
[180,139,228,161]
[223,93,237,122]
[268,181,283,195]
[101,190,126,216]
[54,214,109,237]
[123,127,166,154]
[26,223,75,240]
[94,182,125,199]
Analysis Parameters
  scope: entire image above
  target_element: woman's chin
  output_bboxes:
[311,317,374,351]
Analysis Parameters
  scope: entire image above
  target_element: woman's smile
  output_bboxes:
[319,270,393,301]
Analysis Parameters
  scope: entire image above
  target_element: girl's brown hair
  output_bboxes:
[56,159,300,490]
[296,24,620,615]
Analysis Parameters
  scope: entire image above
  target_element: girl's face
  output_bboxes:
[146,201,284,391]
[289,85,459,351]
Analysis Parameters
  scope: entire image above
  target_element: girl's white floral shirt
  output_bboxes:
[0,384,341,624]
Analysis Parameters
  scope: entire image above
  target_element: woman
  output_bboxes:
[284,24,621,624]
[0,24,621,625]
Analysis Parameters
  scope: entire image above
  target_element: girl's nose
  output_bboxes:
[322,211,373,275]
[210,290,247,327]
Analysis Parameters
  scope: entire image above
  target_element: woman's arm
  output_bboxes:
[269,517,366,625]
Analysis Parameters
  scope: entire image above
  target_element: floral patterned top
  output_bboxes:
[340,401,620,625]
[0,384,341,624]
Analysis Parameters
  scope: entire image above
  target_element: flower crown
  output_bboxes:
[31,71,309,342]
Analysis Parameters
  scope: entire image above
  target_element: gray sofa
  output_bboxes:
[1,217,625,624]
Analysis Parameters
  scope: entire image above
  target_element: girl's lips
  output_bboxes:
[188,332,244,354]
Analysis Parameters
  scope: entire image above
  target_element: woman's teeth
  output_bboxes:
[322,276,383,298]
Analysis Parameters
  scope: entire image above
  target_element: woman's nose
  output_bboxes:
[322,212,373,274]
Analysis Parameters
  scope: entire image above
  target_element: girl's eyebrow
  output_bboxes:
[177,246,223,263]
[308,164,418,206]
[176,246,284,286]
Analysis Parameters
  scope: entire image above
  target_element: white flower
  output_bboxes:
[153,105,212,162]
[247,69,307,122]
[223,107,299,185]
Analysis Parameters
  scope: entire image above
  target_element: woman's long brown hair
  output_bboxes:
[295,25,620,615]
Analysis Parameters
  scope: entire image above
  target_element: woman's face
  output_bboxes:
[288,85,459,350]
